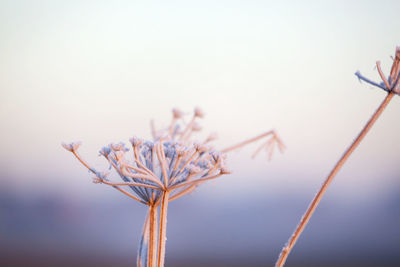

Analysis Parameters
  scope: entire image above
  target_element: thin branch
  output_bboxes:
[172,150,198,180]
[392,71,400,92]
[112,186,147,204]
[121,167,165,188]
[376,61,391,89]
[389,48,400,79]
[72,151,96,174]
[275,91,395,267]
[134,158,159,180]
[354,71,388,91]
[169,184,197,201]
[73,152,148,203]
[179,116,196,140]
[124,162,149,176]
[137,210,150,267]
[168,118,178,137]
[170,154,183,178]
[156,141,169,187]
[252,139,273,159]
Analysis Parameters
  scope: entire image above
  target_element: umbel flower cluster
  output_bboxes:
[63,107,284,267]
[63,138,230,205]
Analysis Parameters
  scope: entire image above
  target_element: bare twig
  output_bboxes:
[275,92,394,267]
[275,46,399,267]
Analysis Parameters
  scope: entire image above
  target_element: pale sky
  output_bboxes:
[0,0,399,201]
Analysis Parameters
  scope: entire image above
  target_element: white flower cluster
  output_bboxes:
[63,136,229,205]
[62,107,284,205]
[152,106,205,144]
[62,106,284,267]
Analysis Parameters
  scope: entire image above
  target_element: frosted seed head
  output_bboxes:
[198,159,213,169]
[172,108,184,119]
[187,164,202,174]
[175,145,186,156]
[110,142,129,152]
[143,141,154,150]
[71,142,82,151]
[93,171,108,183]
[129,136,144,147]
[194,107,205,118]
[61,141,81,152]
[113,151,125,164]
[172,140,183,147]
[164,147,175,158]
[194,142,208,153]
[99,146,112,157]
[209,151,221,162]
[61,142,72,152]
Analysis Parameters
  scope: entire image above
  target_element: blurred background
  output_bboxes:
[1,0,400,266]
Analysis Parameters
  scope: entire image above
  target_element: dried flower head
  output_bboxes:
[355,46,400,94]
[61,141,81,152]
[62,106,284,267]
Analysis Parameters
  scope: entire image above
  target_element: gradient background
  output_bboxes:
[1,0,400,266]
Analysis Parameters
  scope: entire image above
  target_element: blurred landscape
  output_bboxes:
[1,172,399,266]
[1,0,400,266]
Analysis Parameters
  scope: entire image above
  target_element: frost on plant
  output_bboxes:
[62,107,284,267]
[275,46,400,267]
[355,46,400,94]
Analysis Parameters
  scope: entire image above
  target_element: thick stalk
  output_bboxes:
[157,191,170,267]
[148,205,158,267]
[275,92,395,267]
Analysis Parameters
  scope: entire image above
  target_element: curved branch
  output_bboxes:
[72,151,96,174]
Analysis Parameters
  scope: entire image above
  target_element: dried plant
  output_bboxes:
[275,46,400,267]
[63,107,284,267]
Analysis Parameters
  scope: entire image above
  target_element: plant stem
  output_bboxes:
[157,191,170,267]
[148,205,158,267]
[137,212,150,267]
[221,130,274,153]
[275,92,395,267]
